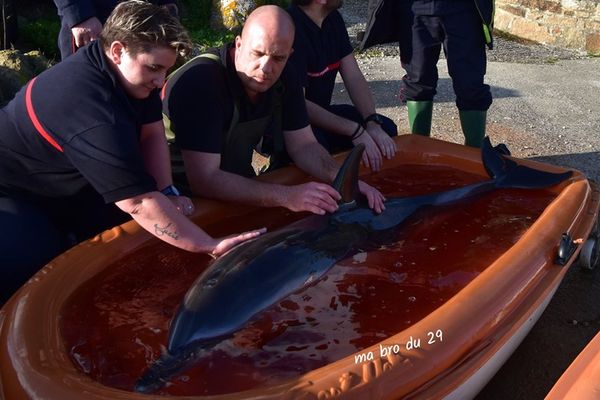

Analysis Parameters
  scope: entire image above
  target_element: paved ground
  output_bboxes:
[336,3,600,399]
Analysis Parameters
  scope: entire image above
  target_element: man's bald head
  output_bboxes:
[241,5,295,45]
[234,6,296,101]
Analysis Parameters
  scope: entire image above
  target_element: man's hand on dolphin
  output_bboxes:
[282,182,342,215]
[359,181,386,214]
[352,130,383,172]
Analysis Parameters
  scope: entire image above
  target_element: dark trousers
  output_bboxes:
[0,190,129,304]
[57,23,77,60]
[312,104,398,153]
[397,6,492,111]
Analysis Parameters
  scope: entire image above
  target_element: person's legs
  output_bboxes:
[0,197,65,304]
[400,14,443,136]
[400,15,443,103]
[57,22,75,60]
[443,9,492,147]
[51,187,130,242]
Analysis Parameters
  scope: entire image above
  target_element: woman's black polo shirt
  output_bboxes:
[0,40,159,204]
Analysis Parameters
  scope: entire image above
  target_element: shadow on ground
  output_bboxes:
[477,263,600,400]
[529,152,600,183]
[334,79,521,108]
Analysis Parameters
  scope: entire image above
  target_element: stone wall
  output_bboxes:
[495,0,600,54]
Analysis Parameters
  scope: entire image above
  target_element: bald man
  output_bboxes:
[163,5,386,215]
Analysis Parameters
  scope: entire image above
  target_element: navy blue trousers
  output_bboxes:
[397,6,492,111]
[57,23,78,60]
[0,191,129,304]
[312,104,398,154]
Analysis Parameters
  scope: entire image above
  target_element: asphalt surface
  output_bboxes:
[334,3,600,399]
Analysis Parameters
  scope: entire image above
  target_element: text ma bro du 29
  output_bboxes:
[354,329,444,364]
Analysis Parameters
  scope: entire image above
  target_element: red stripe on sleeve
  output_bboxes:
[307,61,341,78]
[25,77,64,153]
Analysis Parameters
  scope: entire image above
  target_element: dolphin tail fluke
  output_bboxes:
[134,344,210,394]
[481,137,572,189]
[332,144,365,205]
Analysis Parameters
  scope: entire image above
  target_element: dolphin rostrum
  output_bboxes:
[135,138,572,393]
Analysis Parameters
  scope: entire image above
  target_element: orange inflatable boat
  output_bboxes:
[545,331,600,400]
[1,135,598,399]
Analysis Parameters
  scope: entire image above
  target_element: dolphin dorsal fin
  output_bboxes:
[332,144,365,205]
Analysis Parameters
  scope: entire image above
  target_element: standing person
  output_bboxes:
[0,0,264,304]
[53,0,179,60]
[162,5,386,216]
[360,0,494,148]
[287,0,397,172]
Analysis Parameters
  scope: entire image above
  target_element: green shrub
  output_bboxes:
[17,1,292,58]
[179,0,290,49]
[20,18,61,61]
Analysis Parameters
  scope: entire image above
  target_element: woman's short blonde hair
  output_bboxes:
[100,0,192,56]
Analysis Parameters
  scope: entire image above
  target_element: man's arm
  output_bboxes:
[70,17,103,48]
[283,126,339,182]
[339,53,397,160]
[53,0,101,48]
[305,98,385,171]
[182,150,340,215]
[115,191,265,256]
[284,126,386,213]
[53,0,95,27]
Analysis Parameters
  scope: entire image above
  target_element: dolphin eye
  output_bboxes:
[204,278,218,289]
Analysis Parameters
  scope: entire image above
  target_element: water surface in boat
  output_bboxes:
[60,164,556,396]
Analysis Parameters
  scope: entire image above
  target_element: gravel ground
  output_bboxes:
[335,2,600,399]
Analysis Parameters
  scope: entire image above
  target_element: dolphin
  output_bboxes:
[134,137,572,393]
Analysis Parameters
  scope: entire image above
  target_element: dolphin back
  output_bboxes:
[481,137,572,188]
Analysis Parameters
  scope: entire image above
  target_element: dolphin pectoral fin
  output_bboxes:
[481,136,573,189]
[332,144,365,205]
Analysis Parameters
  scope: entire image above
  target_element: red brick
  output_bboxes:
[586,33,600,55]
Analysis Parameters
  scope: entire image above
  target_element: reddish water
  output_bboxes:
[60,165,556,396]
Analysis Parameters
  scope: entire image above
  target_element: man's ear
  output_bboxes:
[235,35,242,50]
[109,41,126,64]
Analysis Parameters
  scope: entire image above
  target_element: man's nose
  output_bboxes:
[260,56,274,75]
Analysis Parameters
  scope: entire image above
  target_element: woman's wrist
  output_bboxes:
[351,122,365,140]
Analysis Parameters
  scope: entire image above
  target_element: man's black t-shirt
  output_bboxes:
[162,44,309,155]
[0,40,159,204]
[287,5,354,108]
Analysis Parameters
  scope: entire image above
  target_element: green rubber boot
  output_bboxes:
[407,100,433,136]
[459,110,487,148]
